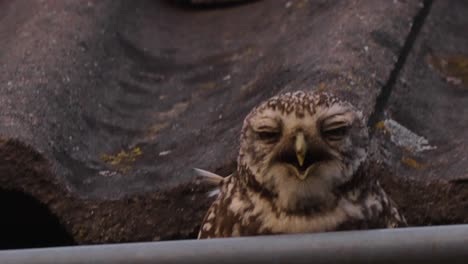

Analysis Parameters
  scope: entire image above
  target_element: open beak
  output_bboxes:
[295,132,307,168]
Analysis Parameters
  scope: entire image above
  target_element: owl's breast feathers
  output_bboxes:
[198,162,406,239]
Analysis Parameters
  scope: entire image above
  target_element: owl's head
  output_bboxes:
[238,91,368,212]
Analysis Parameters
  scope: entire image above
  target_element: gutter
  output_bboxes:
[1,225,467,264]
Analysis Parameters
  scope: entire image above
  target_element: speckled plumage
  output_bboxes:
[198,91,406,239]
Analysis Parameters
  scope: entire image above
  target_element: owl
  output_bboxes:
[197,91,406,239]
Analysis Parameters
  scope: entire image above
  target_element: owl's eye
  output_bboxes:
[256,130,281,142]
[322,125,350,141]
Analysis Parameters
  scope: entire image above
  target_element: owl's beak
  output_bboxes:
[295,132,307,168]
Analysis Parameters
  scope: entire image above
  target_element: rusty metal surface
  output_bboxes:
[0,0,424,198]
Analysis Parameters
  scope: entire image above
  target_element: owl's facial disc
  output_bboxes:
[238,91,369,211]
[246,105,360,181]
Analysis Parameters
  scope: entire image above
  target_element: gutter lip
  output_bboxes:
[1,224,468,264]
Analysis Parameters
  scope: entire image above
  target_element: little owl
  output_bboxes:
[197,91,406,239]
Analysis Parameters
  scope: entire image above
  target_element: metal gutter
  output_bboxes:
[1,225,467,264]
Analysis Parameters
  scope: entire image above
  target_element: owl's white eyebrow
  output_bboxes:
[322,112,354,127]
[255,125,279,131]
[252,119,280,131]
